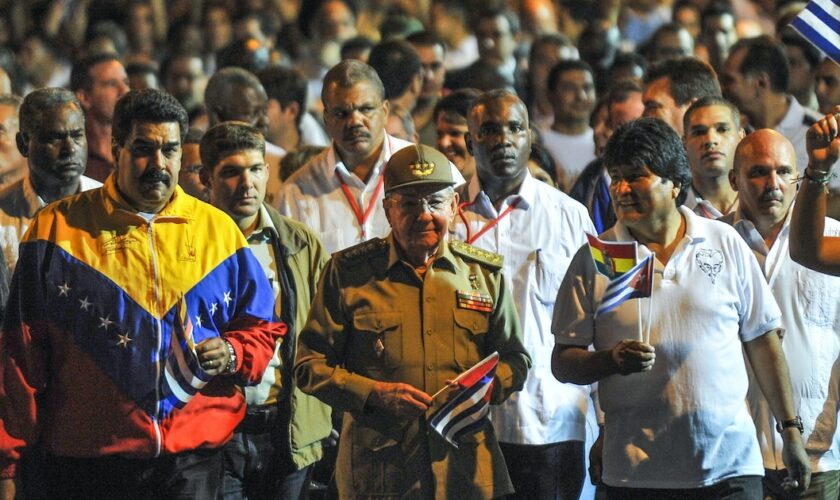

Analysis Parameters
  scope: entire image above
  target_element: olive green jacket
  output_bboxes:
[295,235,531,499]
[264,204,332,469]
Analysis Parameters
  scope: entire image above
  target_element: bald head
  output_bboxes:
[730,129,798,232]
[733,130,796,173]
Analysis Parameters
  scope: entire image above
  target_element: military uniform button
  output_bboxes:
[473,321,479,329]
[375,320,382,329]
[427,364,433,371]
[426,328,432,336]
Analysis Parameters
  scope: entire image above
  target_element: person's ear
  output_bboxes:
[728,168,739,191]
[199,167,212,189]
[15,132,28,157]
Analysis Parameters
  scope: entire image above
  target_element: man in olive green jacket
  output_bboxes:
[202,122,332,499]
[295,144,531,499]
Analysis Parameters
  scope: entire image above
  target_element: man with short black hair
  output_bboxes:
[0,89,284,498]
[454,89,593,499]
[70,53,130,182]
[368,39,423,118]
[178,127,209,202]
[202,122,331,500]
[276,60,463,254]
[162,51,207,116]
[444,7,523,93]
[206,67,284,205]
[433,88,481,183]
[552,117,810,498]
[723,36,822,172]
[642,56,721,135]
[543,59,598,190]
[682,96,744,218]
[407,31,447,146]
[0,88,101,281]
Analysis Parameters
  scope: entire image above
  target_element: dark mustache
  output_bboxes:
[140,170,171,185]
[343,127,371,141]
[760,190,783,203]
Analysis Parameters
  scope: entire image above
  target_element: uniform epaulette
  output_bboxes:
[449,240,503,269]
[336,237,389,262]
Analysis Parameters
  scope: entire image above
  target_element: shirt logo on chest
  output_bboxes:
[695,248,724,284]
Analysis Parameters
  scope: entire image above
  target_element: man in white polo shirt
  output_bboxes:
[551,117,810,498]
[276,60,462,254]
[724,129,840,499]
[452,89,594,499]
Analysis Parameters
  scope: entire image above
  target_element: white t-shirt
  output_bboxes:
[552,207,782,489]
[451,173,595,445]
[540,127,596,190]
[728,211,840,473]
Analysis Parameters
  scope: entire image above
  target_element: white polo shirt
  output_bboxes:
[553,206,782,489]
[451,172,595,445]
[726,210,840,473]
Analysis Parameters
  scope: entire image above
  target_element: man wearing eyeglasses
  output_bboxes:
[295,144,531,499]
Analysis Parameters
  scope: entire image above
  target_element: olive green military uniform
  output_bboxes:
[295,234,531,499]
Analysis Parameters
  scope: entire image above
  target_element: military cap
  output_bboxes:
[384,144,455,194]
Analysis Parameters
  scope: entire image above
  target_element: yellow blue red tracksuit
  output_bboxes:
[0,176,285,479]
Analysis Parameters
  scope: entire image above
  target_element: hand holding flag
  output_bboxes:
[429,352,499,447]
[595,254,655,317]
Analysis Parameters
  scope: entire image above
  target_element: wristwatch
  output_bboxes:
[223,340,237,374]
[776,416,804,434]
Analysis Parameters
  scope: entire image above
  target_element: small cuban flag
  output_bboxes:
[429,352,499,448]
[790,0,840,65]
[586,233,637,279]
[161,297,213,410]
[596,254,655,317]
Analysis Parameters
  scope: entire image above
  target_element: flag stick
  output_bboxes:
[636,295,643,341]
[431,382,455,401]
[644,253,655,344]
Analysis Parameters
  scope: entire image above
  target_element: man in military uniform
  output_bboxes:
[295,144,531,499]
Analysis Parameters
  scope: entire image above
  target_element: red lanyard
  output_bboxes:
[458,197,521,244]
[338,172,384,238]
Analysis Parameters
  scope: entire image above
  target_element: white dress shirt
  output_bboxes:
[451,172,595,444]
[275,134,464,254]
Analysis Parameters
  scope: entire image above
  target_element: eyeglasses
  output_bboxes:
[387,193,452,214]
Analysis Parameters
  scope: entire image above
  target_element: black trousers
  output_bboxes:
[604,475,763,500]
[43,447,223,500]
[500,440,585,500]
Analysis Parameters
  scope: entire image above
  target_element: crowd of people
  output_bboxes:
[0,0,838,499]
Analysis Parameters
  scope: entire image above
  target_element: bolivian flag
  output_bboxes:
[586,233,637,279]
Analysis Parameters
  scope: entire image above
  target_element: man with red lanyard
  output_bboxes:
[276,59,463,254]
[450,89,595,499]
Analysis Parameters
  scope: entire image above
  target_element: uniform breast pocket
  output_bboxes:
[453,309,489,369]
[352,312,403,372]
